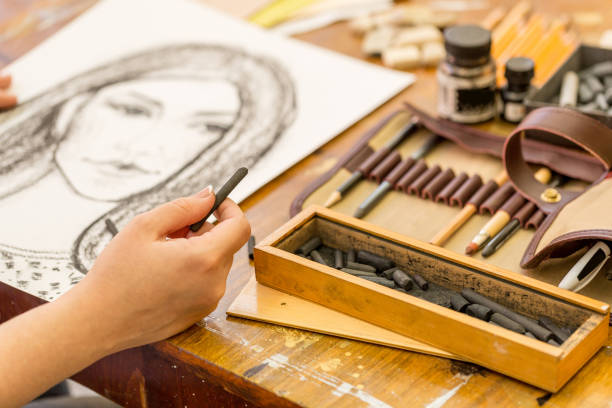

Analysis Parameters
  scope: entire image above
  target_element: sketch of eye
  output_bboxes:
[187,121,231,134]
[187,111,236,135]
[106,101,152,117]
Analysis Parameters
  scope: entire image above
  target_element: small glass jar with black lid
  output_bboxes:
[500,57,535,123]
[437,24,496,124]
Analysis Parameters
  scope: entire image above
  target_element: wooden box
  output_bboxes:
[254,205,610,392]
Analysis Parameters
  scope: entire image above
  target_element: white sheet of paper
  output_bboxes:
[0,0,413,301]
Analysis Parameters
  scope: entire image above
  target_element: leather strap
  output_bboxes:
[503,107,612,213]
[404,104,607,183]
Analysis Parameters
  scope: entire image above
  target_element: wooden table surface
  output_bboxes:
[2,1,612,407]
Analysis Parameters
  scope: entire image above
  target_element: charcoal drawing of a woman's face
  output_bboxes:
[0,44,296,298]
[55,78,240,201]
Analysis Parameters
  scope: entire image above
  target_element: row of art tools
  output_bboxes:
[321,114,554,255]
[322,113,553,254]
[320,116,567,260]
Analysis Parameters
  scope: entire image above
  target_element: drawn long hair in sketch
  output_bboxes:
[0,44,296,298]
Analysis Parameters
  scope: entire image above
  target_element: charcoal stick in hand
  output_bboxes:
[190,167,248,232]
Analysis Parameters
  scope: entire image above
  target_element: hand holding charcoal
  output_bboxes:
[0,187,250,406]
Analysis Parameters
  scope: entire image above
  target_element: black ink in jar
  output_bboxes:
[500,57,534,123]
[437,25,496,124]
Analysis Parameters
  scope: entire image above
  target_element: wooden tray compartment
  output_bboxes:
[254,205,609,392]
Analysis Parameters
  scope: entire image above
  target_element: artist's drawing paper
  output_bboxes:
[0,0,413,300]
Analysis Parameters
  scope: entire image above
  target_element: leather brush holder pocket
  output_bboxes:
[503,107,612,268]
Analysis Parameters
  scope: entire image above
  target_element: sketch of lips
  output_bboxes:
[82,157,160,175]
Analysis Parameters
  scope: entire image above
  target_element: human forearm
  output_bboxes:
[0,284,115,407]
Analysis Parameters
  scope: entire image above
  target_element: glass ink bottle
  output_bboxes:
[501,57,534,123]
[437,25,496,124]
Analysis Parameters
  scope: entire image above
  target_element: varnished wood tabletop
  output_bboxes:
[2,1,612,407]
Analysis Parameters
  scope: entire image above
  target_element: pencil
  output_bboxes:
[534,35,578,86]
[496,15,545,84]
[491,1,532,58]
[189,167,248,232]
[523,18,568,61]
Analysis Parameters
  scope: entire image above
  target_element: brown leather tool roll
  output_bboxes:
[500,192,527,217]
[480,182,515,215]
[436,172,468,204]
[422,168,455,200]
[384,158,416,185]
[358,146,391,176]
[466,179,497,208]
[395,160,427,191]
[291,105,611,217]
[450,174,483,207]
[409,165,441,196]
[513,201,537,227]
[369,151,401,183]
[502,107,612,268]
[526,210,546,230]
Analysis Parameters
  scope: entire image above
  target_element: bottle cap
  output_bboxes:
[443,25,491,66]
[505,57,535,84]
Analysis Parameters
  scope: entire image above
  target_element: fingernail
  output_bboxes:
[195,185,213,198]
